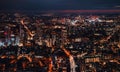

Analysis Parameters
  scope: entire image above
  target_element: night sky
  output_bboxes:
[0,0,120,11]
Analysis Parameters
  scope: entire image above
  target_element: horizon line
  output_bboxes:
[0,9,120,13]
[43,10,120,13]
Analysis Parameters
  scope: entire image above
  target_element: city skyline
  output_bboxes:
[0,1,120,71]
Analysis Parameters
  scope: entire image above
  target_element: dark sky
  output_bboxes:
[0,0,120,11]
